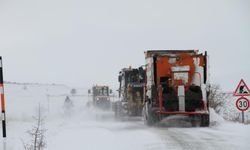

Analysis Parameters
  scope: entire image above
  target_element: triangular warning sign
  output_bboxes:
[233,79,250,96]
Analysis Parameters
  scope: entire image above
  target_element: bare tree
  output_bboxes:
[208,84,229,113]
[208,84,250,123]
[23,104,47,150]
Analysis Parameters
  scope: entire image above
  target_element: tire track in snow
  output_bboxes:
[151,128,194,150]
[150,126,245,150]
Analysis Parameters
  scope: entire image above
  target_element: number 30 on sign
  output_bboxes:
[236,97,250,111]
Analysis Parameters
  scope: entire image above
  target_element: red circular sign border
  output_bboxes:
[236,97,250,111]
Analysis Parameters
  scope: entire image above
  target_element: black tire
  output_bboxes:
[143,105,159,126]
[190,115,200,127]
[114,102,122,118]
[201,114,210,127]
[143,105,152,126]
[145,112,155,126]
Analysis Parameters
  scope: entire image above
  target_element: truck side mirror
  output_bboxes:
[110,89,112,94]
[88,89,91,94]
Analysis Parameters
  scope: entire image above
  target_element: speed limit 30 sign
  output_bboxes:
[233,79,250,123]
[236,97,250,111]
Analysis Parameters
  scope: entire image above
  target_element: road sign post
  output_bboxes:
[242,111,244,123]
[233,79,250,124]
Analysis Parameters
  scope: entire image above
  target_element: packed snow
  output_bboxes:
[1,83,250,150]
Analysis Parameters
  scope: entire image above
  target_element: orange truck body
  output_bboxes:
[143,50,210,126]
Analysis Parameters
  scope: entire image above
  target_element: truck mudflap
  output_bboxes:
[156,86,210,127]
[158,85,209,115]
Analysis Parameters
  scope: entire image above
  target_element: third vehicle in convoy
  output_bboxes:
[88,85,112,110]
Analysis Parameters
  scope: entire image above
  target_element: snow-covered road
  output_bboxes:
[153,123,249,150]
[3,83,250,150]
[44,111,250,150]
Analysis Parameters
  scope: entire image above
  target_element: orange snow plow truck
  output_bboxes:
[143,50,210,126]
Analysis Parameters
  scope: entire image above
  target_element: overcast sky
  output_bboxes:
[0,0,249,91]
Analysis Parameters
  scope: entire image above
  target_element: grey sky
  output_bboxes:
[0,0,250,91]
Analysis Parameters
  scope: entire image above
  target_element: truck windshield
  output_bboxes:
[126,70,144,84]
[94,87,109,96]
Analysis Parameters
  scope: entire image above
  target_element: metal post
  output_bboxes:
[0,56,7,138]
[47,95,50,113]
[242,111,244,124]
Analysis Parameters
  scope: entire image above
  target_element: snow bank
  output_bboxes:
[209,108,225,126]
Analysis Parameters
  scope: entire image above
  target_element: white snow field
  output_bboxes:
[2,83,250,150]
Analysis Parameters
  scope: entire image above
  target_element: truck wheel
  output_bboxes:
[190,115,200,127]
[143,106,159,126]
[190,114,209,127]
[142,106,152,126]
[114,102,122,118]
[200,114,209,127]
[144,113,154,126]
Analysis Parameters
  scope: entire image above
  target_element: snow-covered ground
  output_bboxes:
[2,83,250,150]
